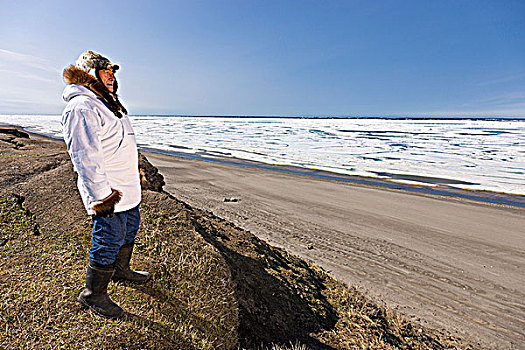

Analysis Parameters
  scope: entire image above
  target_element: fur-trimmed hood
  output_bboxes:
[62,84,96,103]
[62,65,127,118]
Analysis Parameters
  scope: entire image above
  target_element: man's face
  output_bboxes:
[99,69,115,92]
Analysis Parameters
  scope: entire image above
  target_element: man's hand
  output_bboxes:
[90,188,122,217]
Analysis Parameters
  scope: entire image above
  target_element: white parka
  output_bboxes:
[62,84,141,215]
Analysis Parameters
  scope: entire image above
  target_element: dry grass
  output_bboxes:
[260,341,309,350]
[0,197,238,350]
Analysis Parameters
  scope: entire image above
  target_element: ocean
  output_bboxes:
[1,114,524,196]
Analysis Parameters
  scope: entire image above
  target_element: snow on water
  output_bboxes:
[1,114,524,195]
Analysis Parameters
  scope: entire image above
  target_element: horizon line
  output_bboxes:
[1,113,524,120]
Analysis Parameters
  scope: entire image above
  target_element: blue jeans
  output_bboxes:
[89,206,140,265]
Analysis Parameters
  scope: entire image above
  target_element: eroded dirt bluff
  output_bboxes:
[0,127,473,349]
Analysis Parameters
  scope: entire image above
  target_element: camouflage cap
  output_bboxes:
[75,50,120,75]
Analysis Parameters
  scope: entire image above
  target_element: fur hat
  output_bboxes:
[65,51,127,118]
[75,50,120,77]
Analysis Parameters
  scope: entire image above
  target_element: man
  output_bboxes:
[61,51,151,319]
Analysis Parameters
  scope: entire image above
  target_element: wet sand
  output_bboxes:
[145,150,525,349]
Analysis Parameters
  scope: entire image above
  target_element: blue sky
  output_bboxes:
[1,0,524,117]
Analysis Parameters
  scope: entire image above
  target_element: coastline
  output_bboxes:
[4,122,523,208]
[2,115,524,199]
[4,123,525,348]
[141,147,525,209]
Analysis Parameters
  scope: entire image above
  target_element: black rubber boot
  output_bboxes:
[112,242,151,284]
[78,261,124,319]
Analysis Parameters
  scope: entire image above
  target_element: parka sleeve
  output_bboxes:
[62,108,112,203]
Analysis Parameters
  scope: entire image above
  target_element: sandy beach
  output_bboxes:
[145,151,525,349]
